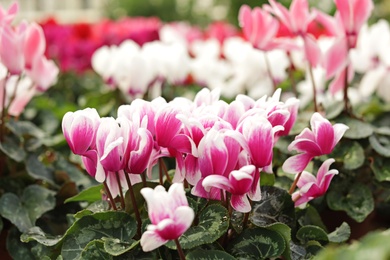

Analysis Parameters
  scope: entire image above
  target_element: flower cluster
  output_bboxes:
[0,2,58,117]
[62,86,348,250]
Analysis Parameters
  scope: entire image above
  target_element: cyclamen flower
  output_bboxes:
[283,112,349,173]
[62,108,100,155]
[202,165,261,213]
[239,5,280,51]
[292,158,338,207]
[140,183,194,252]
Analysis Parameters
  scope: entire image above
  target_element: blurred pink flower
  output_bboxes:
[239,5,280,51]
[140,183,194,252]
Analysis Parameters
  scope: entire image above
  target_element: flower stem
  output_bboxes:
[343,66,350,113]
[264,52,277,91]
[0,73,10,142]
[308,65,318,112]
[289,171,303,195]
[287,51,297,95]
[174,238,186,260]
[161,159,171,183]
[158,158,164,185]
[115,171,125,210]
[124,171,142,237]
[103,181,117,210]
[141,172,147,188]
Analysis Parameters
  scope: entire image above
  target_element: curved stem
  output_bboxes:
[308,65,318,112]
[264,52,277,91]
[343,66,350,113]
[174,238,186,260]
[289,171,303,195]
[103,181,117,210]
[287,51,297,95]
[115,171,125,210]
[124,171,142,237]
[0,73,10,142]
[158,158,164,185]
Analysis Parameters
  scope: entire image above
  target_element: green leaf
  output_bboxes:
[369,134,390,157]
[0,193,33,232]
[65,184,103,204]
[260,171,275,186]
[165,204,229,250]
[61,211,137,260]
[228,227,286,259]
[80,240,111,260]
[325,100,344,120]
[296,225,329,244]
[54,154,96,188]
[186,249,235,260]
[25,153,56,185]
[7,120,45,138]
[327,182,374,223]
[21,226,62,246]
[0,185,56,233]
[290,241,307,260]
[0,134,26,162]
[266,223,292,260]
[316,229,390,260]
[338,117,373,139]
[251,186,295,229]
[6,227,35,260]
[327,222,351,243]
[22,185,56,223]
[103,238,138,256]
[124,182,159,215]
[370,157,390,182]
[330,141,365,170]
[297,206,328,231]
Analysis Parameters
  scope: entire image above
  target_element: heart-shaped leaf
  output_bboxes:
[228,227,286,259]
[327,182,374,223]
[165,204,229,250]
[327,222,351,243]
[61,211,137,260]
[296,225,329,244]
[251,186,295,229]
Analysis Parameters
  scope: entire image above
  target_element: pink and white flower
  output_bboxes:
[62,108,101,155]
[202,165,261,213]
[140,183,194,252]
[292,158,339,207]
[283,112,348,173]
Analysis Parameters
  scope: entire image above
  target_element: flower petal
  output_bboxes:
[140,229,168,252]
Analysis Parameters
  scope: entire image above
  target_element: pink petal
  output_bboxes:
[315,158,336,186]
[24,22,45,69]
[290,0,310,32]
[239,5,253,38]
[140,229,168,252]
[128,128,153,174]
[229,170,253,195]
[296,171,317,188]
[231,194,251,213]
[168,183,189,208]
[282,153,314,174]
[324,38,348,79]
[170,206,195,237]
[288,138,322,155]
[202,175,232,193]
[335,0,352,31]
[352,0,373,33]
[332,123,349,147]
[303,34,321,67]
